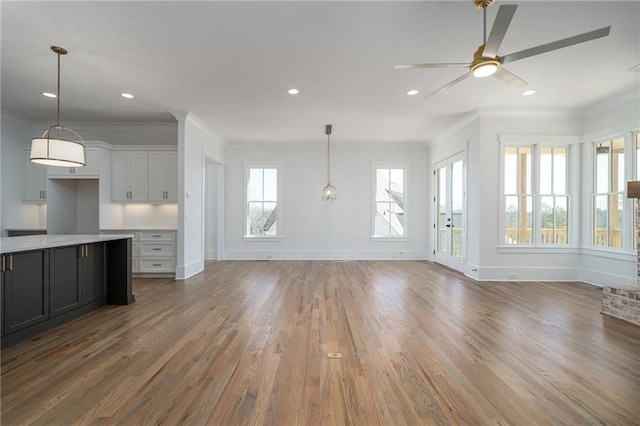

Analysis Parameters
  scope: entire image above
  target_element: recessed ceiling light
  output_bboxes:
[121,93,134,99]
[287,88,299,95]
[42,92,56,98]
[522,89,536,96]
[406,89,419,96]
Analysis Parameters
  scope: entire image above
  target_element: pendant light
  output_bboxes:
[30,46,86,167]
[321,124,336,201]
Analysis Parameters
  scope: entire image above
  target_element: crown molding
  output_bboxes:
[578,86,640,118]
[227,140,428,150]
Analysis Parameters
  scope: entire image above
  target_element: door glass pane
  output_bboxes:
[451,160,463,258]
[437,167,446,253]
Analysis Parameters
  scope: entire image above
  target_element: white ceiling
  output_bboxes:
[1,1,639,145]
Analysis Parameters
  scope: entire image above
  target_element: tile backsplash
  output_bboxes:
[121,204,178,229]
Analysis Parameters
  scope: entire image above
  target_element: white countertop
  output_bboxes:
[0,234,134,254]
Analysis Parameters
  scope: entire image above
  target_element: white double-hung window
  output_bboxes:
[244,163,282,239]
[501,139,571,246]
[372,162,407,239]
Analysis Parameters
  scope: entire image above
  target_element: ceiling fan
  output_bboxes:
[395,0,611,99]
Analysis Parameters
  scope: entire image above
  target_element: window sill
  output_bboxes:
[243,236,282,242]
[371,236,411,242]
[497,245,581,254]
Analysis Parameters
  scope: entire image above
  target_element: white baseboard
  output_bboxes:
[579,268,637,287]
[175,259,204,280]
[204,249,216,261]
[224,249,430,261]
[474,266,583,282]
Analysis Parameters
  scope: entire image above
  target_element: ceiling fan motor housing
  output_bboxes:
[474,0,494,9]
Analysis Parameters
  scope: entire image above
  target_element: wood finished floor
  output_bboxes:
[2,260,639,425]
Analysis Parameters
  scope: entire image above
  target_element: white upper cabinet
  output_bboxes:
[148,151,178,202]
[112,151,149,202]
[23,150,48,203]
[47,148,99,177]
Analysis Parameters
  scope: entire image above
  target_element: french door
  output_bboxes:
[434,152,466,272]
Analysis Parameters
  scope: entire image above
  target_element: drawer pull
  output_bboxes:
[152,235,162,237]
[153,263,162,267]
[152,248,162,251]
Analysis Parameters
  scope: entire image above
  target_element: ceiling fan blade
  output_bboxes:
[395,63,469,69]
[628,64,640,72]
[493,67,527,87]
[483,4,518,59]
[424,72,471,100]
[501,26,611,64]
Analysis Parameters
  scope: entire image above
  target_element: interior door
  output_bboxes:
[434,152,466,272]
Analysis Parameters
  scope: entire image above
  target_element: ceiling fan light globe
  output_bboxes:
[472,62,498,78]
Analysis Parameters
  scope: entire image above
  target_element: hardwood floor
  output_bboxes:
[2,260,639,425]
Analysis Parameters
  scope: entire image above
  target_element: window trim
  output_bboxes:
[371,161,410,241]
[243,161,283,241]
[499,135,577,249]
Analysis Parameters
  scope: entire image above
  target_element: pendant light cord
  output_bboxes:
[326,132,331,185]
[56,50,61,127]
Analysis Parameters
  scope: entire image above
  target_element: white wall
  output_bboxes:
[224,142,430,260]
[174,112,225,279]
[579,97,640,286]
[430,99,640,286]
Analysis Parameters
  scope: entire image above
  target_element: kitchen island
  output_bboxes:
[0,234,134,347]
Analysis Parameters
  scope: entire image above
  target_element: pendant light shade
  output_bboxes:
[30,46,86,167]
[321,124,336,201]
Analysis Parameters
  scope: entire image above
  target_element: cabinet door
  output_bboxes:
[165,152,178,202]
[148,152,168,202]
[82,243,106,304]
[3,250,49,335]
[47,148,99,177]
[129,152,149,201]
[23,150,48,202]
[112,151,131,202]
[50,246,81,317]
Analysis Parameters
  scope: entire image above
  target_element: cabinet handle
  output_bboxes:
[8,255,12,271]
[152,248,162,251]
[43,190,46,199]
[153,263,162,266]
[85,245,89,257]
[1,255,5,272]
[152,235,162,238]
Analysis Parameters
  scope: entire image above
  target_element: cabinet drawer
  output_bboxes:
[140,258,174,273]
[140,231,174,241]
[140,243,174,256]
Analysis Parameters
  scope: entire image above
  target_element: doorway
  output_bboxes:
[434,152,466,272]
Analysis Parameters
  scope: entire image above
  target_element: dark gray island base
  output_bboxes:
[0,235,134,348]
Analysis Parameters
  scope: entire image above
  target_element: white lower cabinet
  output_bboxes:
[101,229,175,276]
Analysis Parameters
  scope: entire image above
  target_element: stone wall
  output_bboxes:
[602,287,640,324]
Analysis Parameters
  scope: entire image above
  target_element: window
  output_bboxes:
[245,165,281,238]
[593,138,624,248]
[503,144,569,245]
[373,164,406,238]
